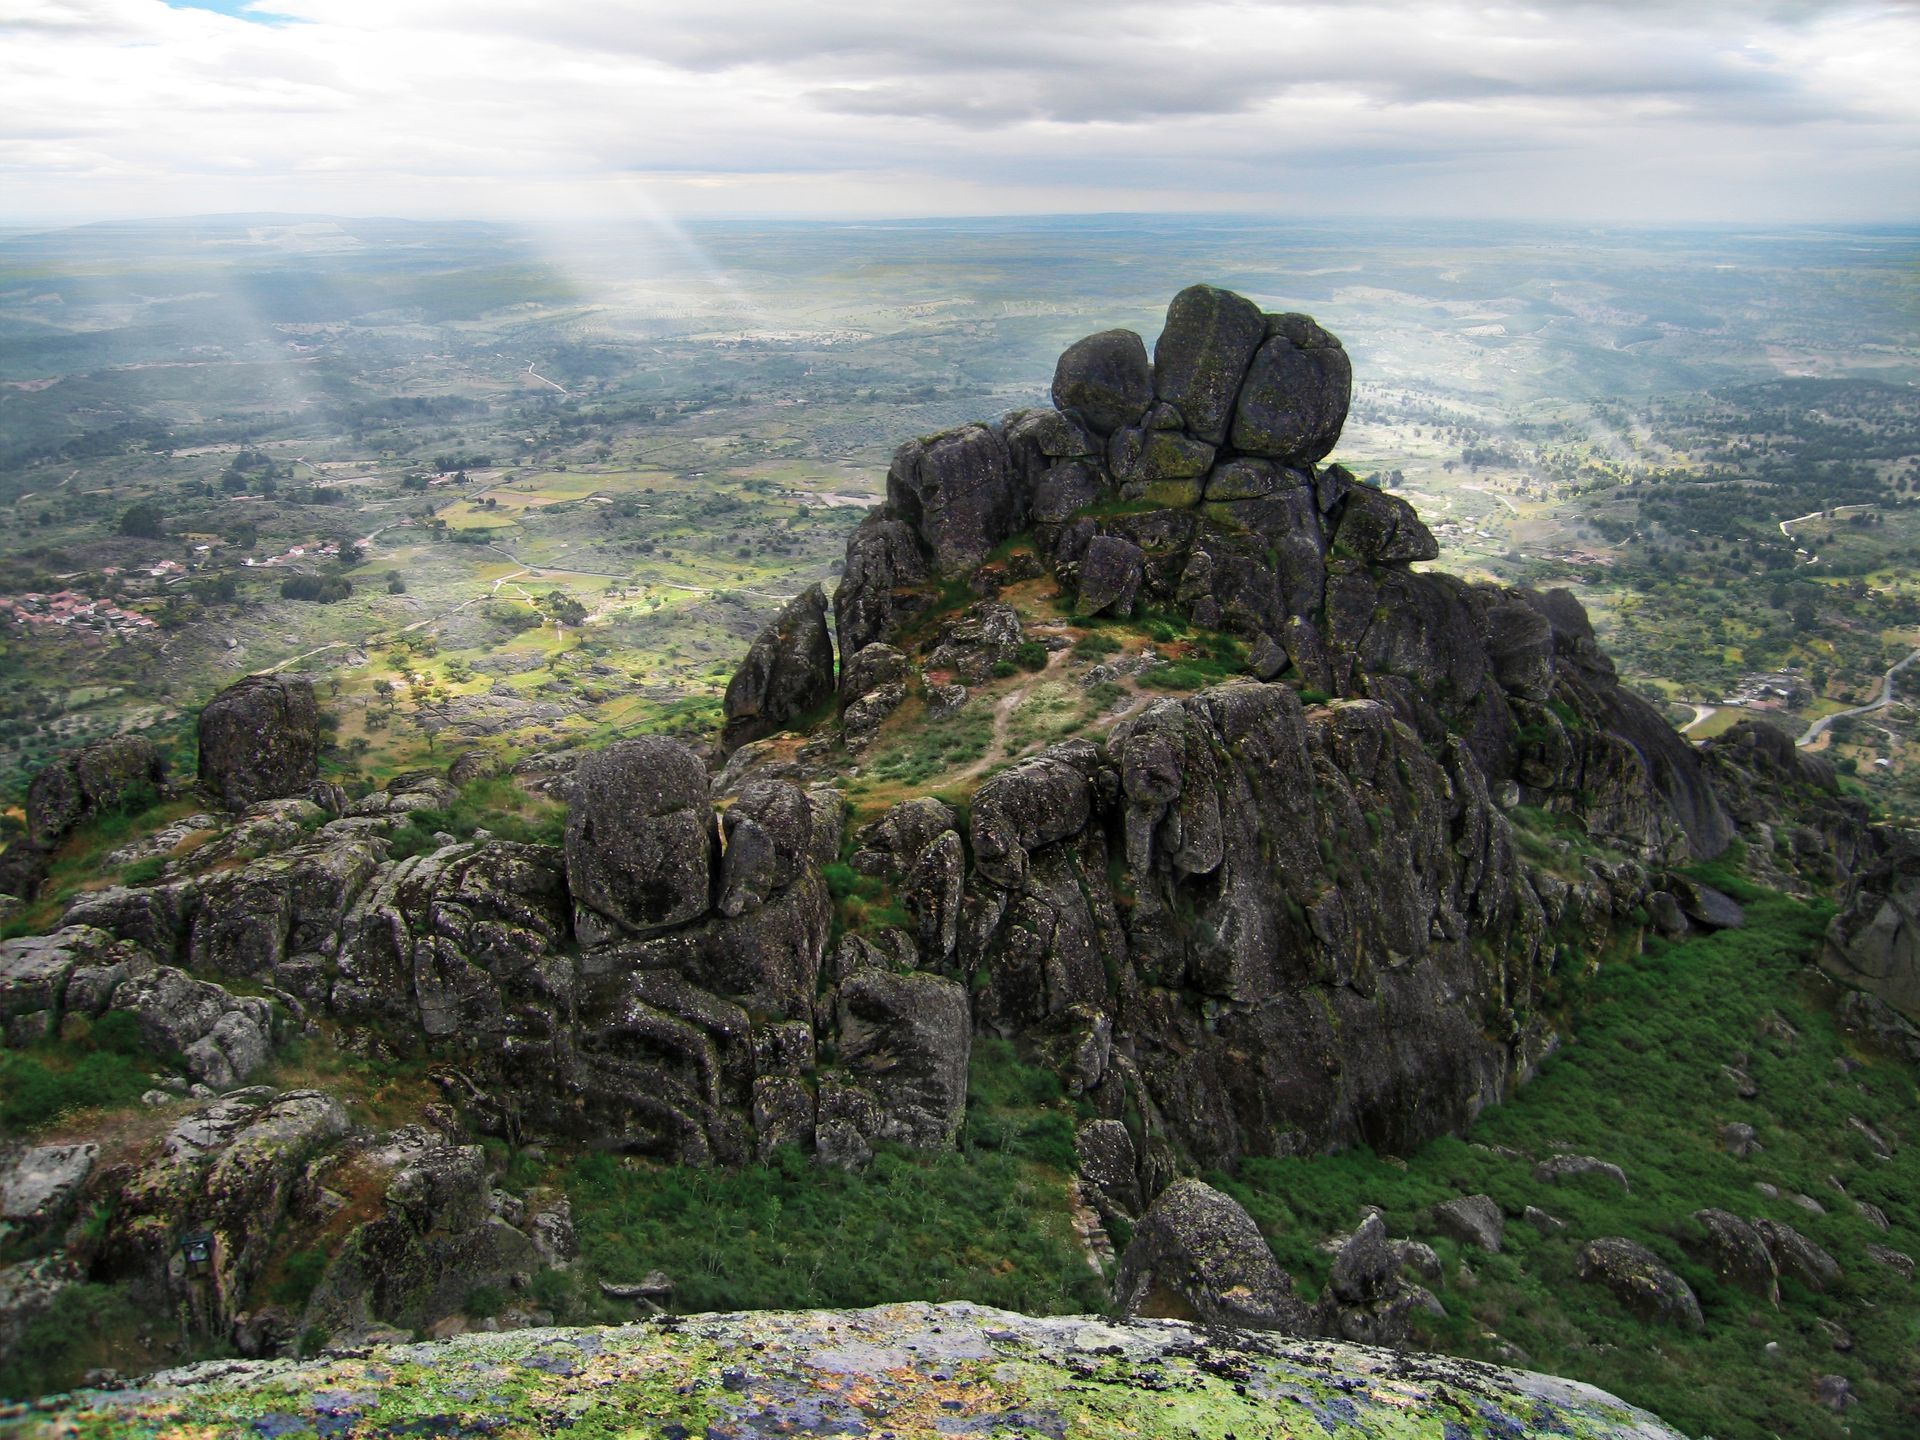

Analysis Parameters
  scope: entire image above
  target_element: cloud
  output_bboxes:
[0,0,1914,221]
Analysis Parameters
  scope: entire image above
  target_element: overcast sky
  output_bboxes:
[2,0,1916,225]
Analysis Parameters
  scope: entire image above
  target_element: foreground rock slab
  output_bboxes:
[17,1301,1684,1439]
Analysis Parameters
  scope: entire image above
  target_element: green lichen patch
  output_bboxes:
[17,1303,1682,1440]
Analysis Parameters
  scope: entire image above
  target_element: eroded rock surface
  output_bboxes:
[18,1301,1688,1439]
[197,674,322,811]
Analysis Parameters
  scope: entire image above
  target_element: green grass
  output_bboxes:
[859,704,994,788]
[1223,893,1918,1440]
[564,1039,1100,1318]
[0,1283,149,1403]
[0,1011,169,1135]
[384,774,567,859]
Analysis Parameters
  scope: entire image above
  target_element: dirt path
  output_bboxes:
[1679,703,1718,735]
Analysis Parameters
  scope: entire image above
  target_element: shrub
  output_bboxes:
[1072,632,1123,660]
[1013,641,1049,672]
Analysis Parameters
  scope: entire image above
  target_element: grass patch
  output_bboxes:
[0,1012,169,1136]
[0,1283,152,1402]
[384,774,567,860]
[1004,683,1085,753]
[860,703,994,788]
[565,1039,1099,1318]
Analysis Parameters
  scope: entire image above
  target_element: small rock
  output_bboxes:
[1789,1192,1826,1216]
[1815,1317,1853,1352]
[1856,1200,1890,1232]
[1328,1213,1397,1304]
[1433,1194,1504,1254]
[1846,1116,1893,1157]
[1523,1206,1566,1235]
[1575,1238,1704,1331]
[1867,1244,1914,1280]
[1814,1374,1854,1412]
[1487,1338,1530,1367]
[1720,1122,1760,1158]
[1394,1240,1443,1285]
[1686,1209,1777,1304]
[1752,1218,1841,1292]
[1534,1154,1630,1192]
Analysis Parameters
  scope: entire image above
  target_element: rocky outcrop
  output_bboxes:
[0,925,275,1086]
[721,584,836,754]
[1822,839,1920,1021]
[0,1086,565,1369]
[25,736,166,850]
[197,674,321,811]
[20,1301,1688,1439]
[821,287,1741,874]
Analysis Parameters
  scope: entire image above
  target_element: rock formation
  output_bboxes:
[21,1301,1687,1440]
[25,736,166,851]
[1822,838,1920,1020]
[721,583,836,754]
[0,285,1898,1400]
[197,674,322,811]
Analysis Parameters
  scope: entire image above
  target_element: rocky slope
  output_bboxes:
[13,1300,1685,1439]
[0,286,1901,1415]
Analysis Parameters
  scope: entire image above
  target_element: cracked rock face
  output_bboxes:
[30,1301,1688,1439]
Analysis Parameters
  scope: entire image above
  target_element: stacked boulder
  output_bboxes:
[831,285,1731,865]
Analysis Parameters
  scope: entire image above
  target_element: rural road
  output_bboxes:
[1679,704,1718,735]
[1798,648,1920,747]
[1778,504,1873,542]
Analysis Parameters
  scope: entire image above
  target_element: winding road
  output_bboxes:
[1798,648,1920,747]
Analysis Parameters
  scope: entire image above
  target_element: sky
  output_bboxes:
[1,0,1916,225]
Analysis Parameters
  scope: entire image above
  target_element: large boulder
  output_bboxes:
[564,739,715,946]
[885,423,1021,576]
[1051,329,1153,436]
[1434,1194,1504,1254]
[0,1142,97,1242]
[1230,312,1352,464]
[1686,1209,1778,1304]
[1076,535,1145,617]
[197,674,321,811]
[833,515,930,663]
[830,967,971,1149]
[1318,1212,1424,1346]
[721,585,836,755]
[1575,1238,1704,1330]
[1151,285,1266,445]
[1822,841,1920,1021]
[1115,1177,1311,1332]
[26,737,167,849]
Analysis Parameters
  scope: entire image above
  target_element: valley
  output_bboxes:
[3,218,1917,827]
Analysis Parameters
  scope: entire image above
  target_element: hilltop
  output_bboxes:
[3,287,1918,1438]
